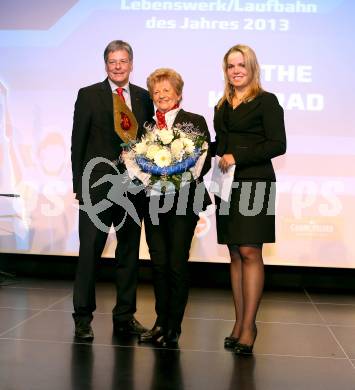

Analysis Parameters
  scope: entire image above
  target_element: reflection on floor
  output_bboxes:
[0,278,355,389]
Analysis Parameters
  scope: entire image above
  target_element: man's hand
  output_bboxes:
[218,154,235,173]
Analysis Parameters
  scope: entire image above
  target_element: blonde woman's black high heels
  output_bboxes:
[234,326,257,355]
[224,335,239,349]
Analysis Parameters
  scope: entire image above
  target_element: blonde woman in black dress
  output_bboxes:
[214,44,286,354]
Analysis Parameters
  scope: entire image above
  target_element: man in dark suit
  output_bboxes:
[71,40,154,340]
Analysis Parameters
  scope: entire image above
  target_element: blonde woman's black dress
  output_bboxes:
[213,92,286,245]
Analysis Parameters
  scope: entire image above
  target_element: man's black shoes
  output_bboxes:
[74,319,94,341]
[113,317,147,335]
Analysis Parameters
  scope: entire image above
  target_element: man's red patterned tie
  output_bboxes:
[116,87,125,102]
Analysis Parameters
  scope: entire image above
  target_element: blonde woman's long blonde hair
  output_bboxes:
[217,44,263,109]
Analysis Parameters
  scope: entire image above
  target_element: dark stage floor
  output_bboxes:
[1,277,355,389]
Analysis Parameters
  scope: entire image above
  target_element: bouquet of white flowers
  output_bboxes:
[122,122,208,191]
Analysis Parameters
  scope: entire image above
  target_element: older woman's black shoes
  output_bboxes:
[138,326,180,348]
[138,325,164,343]
[155,330,180,348]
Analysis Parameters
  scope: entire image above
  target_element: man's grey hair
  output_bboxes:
[104,40,133,62]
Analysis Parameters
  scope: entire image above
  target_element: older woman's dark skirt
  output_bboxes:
[215,180,276,245]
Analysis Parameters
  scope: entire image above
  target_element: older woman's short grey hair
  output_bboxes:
[103,40,133,62]
[146,68,184,99]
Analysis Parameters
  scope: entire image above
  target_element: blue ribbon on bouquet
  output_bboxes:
[136,149,200,176]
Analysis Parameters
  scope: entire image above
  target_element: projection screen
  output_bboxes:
[0,0,354,267]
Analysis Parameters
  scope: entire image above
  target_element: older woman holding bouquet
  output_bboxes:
[214,44,286,354]
[137,68,211,348]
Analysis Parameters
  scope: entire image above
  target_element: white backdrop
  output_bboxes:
[0,0,354,267]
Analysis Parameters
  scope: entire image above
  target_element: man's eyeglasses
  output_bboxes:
[106,59,130,67]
